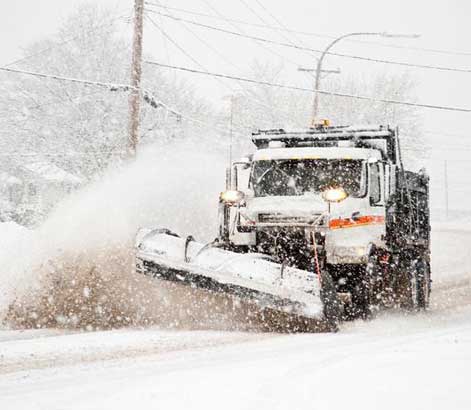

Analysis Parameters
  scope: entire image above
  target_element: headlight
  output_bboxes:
[220,190,245,204]
[322,187,348,203]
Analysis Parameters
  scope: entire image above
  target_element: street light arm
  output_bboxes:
[313,32,382,104]
[311,31,419,124]
[320,32,381,59]
[312,33,379,124]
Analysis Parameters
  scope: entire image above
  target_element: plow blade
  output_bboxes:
[135,229,339,332]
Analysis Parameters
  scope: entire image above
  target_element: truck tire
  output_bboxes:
[320,270,342,328]
[351,268,371,319]
[415,256,431,309]
[366,252,382,312]
[397,252,430,310]
[339,265,371,320]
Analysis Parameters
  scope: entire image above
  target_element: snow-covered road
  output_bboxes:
[1,289,470,410]
[0,225,470,410]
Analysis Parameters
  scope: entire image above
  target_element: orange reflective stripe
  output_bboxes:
[329,215,385,230]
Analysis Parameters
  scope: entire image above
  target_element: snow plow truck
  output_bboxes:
[135,125,431,332]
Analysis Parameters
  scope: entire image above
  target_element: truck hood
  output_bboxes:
[246,195,328,219]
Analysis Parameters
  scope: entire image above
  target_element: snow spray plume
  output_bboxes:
[3,142,256,331]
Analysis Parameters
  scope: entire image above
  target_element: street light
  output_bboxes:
[310,32,420,126]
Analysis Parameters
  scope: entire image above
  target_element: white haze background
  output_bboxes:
[0,3,470,410]
[0,0,469,324]
[1,0,470,215]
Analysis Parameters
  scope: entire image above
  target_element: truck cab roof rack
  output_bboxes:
[251,125,397,163]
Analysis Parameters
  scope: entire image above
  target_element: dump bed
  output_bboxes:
[386,170,430,250]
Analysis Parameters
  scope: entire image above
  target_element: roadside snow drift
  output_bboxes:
[1,142,257,330]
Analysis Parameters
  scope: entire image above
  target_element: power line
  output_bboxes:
[0,52,247,153]
[148,2,295,122]
[0,151,127,158]
[341,38,471,59]
[147,1,289,32]
[0,66,133,91]
[0,64,245,135]
[0,66,183,118]
[145,2,471,58]
[154,2,173,81]
[238,0,308,55]
[146,9,293,125]
[145,61,471,113]
[251,0,312,51]
[147,3,314,124]
[145,14,237,94]
[198,0,300,67]
[145,15,205,73]
[149,4,244,73]
[147,10,471,74]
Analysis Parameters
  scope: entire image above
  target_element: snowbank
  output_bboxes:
[0,222,34,311]
[1,141,232,330]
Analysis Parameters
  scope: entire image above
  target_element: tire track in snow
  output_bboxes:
[0,329,265,375]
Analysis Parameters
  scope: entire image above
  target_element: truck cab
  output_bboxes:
[219,126,392,266]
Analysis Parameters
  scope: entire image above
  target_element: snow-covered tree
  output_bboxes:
[0,4,215,180]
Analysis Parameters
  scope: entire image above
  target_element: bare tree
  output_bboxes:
[0,4,216,179]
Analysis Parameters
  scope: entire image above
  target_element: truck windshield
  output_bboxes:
[251,159,364,197]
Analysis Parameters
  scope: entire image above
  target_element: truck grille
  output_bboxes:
[258,213,324,225]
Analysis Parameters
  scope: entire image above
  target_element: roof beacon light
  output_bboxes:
[311,118,331,128]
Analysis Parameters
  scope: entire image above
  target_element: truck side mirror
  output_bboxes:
[231,165,238,190]
[225,167,231,190]
[225,166,239,190]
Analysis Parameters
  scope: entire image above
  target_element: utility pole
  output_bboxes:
[444,159,449,219]
[127,0,145,157]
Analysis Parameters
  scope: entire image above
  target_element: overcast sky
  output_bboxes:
[1,0,470,210]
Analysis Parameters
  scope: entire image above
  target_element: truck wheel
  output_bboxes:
[339,266,370,321]
[350,269,370,320]
[414,257,431,309]
[320,270,342,328]
[365,252,383,312]
[399,253,431,310]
